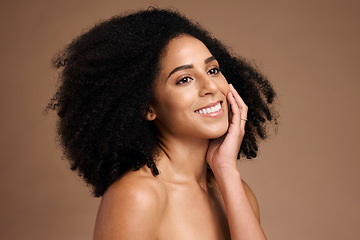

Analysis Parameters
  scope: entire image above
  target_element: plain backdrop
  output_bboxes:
[0,0,359,239]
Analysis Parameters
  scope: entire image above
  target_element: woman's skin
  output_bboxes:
[93,35,266,240]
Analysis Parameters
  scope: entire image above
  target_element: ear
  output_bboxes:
[146,107,157,121]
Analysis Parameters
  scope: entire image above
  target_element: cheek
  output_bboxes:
[155,90,194,118]
[218,76,230,116]
[219,76,230,95]
[164,90,195,110]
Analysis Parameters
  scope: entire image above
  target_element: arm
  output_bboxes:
[207,84,266,240]
[212,169,265,240]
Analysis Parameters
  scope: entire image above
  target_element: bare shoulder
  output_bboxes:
[241,179,261,222]
[93,168,167,240]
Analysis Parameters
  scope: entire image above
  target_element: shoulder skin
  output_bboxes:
[242,180,261,222]
[93,168,167,240]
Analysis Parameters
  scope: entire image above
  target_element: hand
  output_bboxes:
[206,84,248,173]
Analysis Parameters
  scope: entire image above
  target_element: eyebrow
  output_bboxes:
[167,56,217,79]
[205,56,216,64]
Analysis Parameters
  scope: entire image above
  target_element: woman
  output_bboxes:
[49,8,276,239]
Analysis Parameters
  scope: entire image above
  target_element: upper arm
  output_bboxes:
[242,180,261,222]
[93,177,165,240]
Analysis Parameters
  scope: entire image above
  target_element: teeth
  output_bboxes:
[195,102,221,114]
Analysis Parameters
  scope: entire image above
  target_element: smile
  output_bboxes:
[195,102,222,115]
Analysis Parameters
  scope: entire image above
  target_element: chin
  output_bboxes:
[204,121,229,139]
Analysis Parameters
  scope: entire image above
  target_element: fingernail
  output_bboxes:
[229,84,233,88]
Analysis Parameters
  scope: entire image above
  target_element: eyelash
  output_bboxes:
[176,76,192,85]
[208,67,220,75]
[175,67,220,85]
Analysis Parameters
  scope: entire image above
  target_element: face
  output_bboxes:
[148,35,230,140]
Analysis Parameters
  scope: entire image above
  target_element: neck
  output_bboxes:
[155,134,210,190]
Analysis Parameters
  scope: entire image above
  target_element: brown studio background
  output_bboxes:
[0,0,359,239]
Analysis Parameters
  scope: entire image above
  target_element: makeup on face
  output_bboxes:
[150,35,230,139]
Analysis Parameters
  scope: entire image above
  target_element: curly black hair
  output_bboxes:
[48,8,277,197]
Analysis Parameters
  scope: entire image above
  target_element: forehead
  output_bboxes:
[159,35,212,70]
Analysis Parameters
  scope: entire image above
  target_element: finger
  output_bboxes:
[229,84,248,130]
[229,84,248,118]
[227,91,241,132]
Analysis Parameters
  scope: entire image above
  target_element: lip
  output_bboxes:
[194,101,224,117]
[195,101,222,112]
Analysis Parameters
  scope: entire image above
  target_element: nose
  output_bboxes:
[198,75,218,96]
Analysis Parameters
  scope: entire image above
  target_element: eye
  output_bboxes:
[176,76,193,85]
[208,67,220,75]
